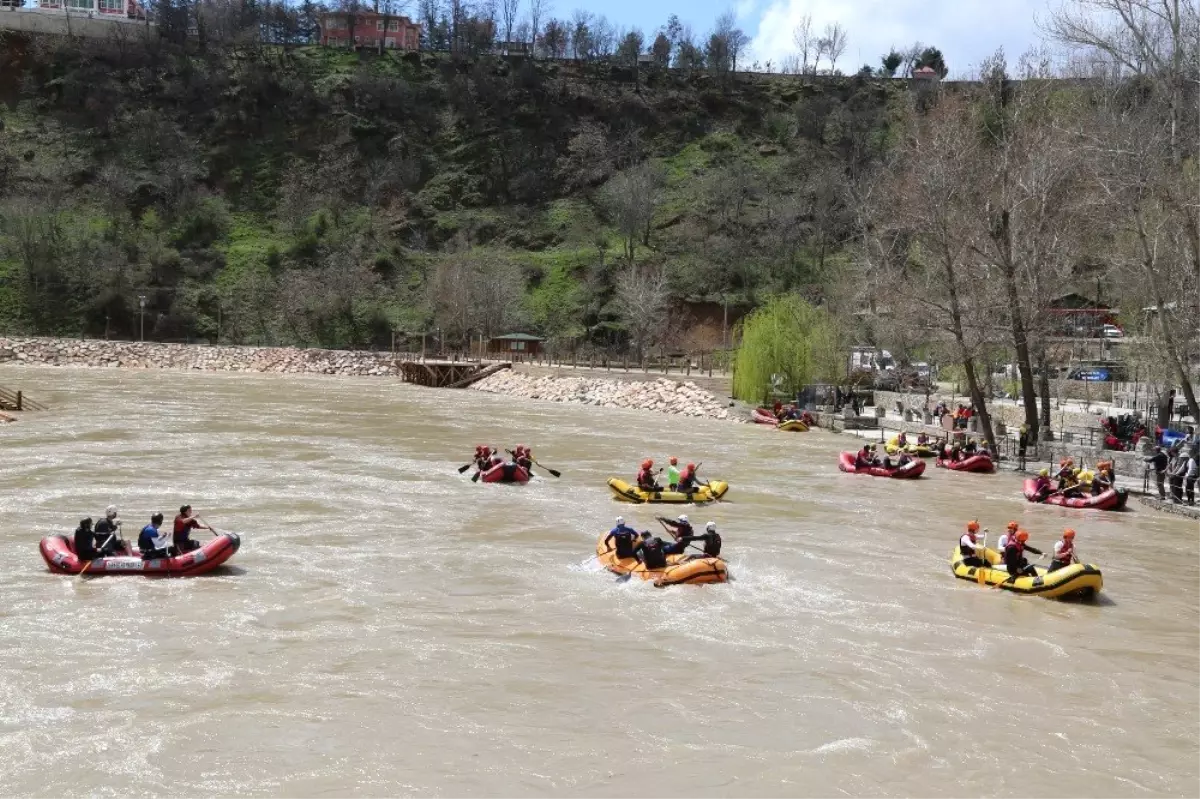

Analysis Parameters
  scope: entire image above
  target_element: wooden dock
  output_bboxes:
[0,386,46,411]
[399,360,510,388]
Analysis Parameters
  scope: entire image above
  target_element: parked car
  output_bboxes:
[1102,324,1125,338]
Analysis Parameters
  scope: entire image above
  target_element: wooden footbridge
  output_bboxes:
[398,360,510,388]
[0,385,47,411]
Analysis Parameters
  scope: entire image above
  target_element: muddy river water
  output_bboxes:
[1,366,1196,797]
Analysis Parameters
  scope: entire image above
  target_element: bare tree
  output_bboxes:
[861,92,1000,446]
[600,163,664,263]
[791,13,814,74]
[527,0,546,45]
[822,22,847,73]
[615,263,670,361]
[499,0,520,44]
[1048,0,1200,422]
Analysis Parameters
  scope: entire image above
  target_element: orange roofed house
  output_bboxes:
[318,10,420,50]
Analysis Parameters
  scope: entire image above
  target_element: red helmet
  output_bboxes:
[669,456,678,465]
[641,459,653,470]
[1063,528,1076,539]
[686,463,696,471]
[1016,530,1030,543]
[967,520,980,533]
[1006,521,1019,532]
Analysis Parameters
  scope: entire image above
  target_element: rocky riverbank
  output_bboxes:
[0,337,399,376]
[470,370,738,421]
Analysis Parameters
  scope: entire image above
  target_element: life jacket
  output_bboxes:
[678,469,697,490]
[611,530,636,558]
[703,531,722,557]
[959,533,978,557]
[640,537,667,569]
[1054,539,1074,563]
[636,468,656,489]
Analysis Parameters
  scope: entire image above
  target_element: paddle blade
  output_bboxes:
[615,572,633,583]
[458,463,473,473]
[471,470,482,483]
[545,467,562,478]
[976,565,986,585]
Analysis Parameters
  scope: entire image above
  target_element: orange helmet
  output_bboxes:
[669,456,678,465]
[686,463,696,471]
[1006,521,1019,532]
[967,520,980,533]
[641,459,653,469]
[1063,528,1076,539]
[1016,530,1030,543]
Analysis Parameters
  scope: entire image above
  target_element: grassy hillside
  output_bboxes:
[0,33,906,351]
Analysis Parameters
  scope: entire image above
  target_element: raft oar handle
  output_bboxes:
[76,532,118,579]
[504,443,564,475]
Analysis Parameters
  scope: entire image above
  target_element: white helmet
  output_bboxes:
[706,521,717,532]
[105,505,118,518]
[615,516,624,526]
[678,514,689,524]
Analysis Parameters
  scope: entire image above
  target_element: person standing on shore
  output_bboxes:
[1145,446,1169,499]
[1185,452,1198,506]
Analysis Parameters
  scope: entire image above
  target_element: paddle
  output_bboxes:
[195,516,227,538]
[457,462,474,473]
[76,532,116,579]
[506,449,561,478]
[976,531,988,586]
[471,469,483,483]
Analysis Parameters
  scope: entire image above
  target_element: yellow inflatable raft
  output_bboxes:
[595,536,728,587]
[949,547,1103,599]
[885,436,938,457]
[777,420,809,432]
[607,478,729,504]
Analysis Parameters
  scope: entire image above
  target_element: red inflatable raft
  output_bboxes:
[838,452,926,478]
[935,454,996,473]
[751,408,779,425]
[1022,478,1127,510]
[481,462,531,484]
[40,532,241,577]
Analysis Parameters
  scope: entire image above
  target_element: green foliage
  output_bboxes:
[0,36,902,349]
[732,294,841,402]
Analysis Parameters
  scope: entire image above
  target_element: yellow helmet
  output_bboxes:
[1039,468,1050,477]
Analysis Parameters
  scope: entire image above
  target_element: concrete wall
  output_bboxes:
[0,8,153,40]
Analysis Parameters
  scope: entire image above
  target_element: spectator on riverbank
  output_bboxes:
[1167,446,1188,503]
[1145,446,1169,499]
[1185,452,1198,506]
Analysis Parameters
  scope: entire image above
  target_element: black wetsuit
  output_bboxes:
[636,536,668,569]
[604,527,638,559]
[93,519,124,556]
[74,525,99,560]
[1003,542,1043,578]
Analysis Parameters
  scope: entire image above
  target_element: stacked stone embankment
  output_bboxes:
[470,370,737,421]
[0,338,399,376]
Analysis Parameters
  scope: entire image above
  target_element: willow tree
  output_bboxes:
[732,294,841,402]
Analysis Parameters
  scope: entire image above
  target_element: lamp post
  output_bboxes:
[138,295,146,342]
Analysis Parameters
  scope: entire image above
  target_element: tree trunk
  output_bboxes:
[1036,343,1051,430]
[941,251,997,447]
[995,210,1040,438]
[1138,214,1200,423]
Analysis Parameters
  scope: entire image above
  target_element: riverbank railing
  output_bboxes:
[0,386,47,411]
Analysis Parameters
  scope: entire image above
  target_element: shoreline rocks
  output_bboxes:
[0,337,400,377]
[470,370,738,421]
[0,337,742,423]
